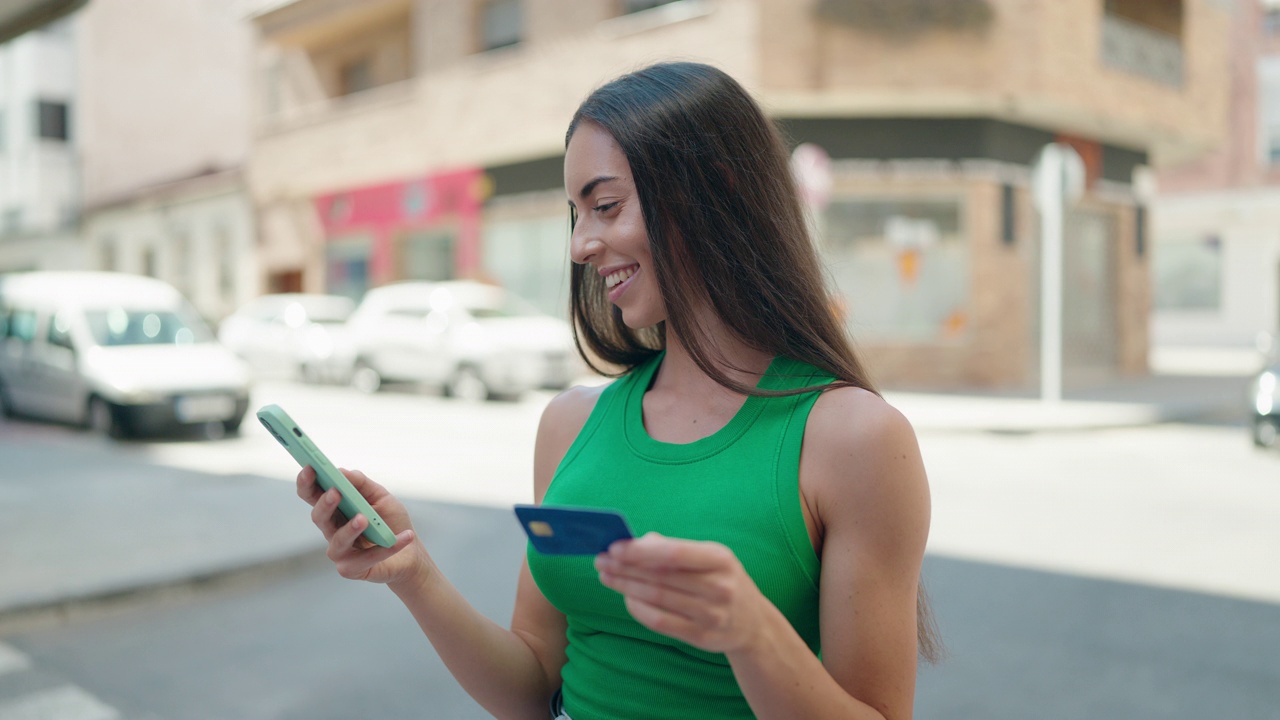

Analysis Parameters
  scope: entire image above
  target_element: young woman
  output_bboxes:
[297,61,937,720]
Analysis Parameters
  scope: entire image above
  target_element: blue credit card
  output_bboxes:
[514,504,634,555]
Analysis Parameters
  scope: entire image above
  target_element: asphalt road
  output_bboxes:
[1,379,1278,719]
[2,503,1278,720]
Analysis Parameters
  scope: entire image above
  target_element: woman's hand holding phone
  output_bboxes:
[296,466,427,586]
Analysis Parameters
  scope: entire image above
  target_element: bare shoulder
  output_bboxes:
[538,382,608,441]
[532,382,609,500]
[803,386,929,534]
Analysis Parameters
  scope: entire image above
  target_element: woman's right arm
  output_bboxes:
[296,385,601,720]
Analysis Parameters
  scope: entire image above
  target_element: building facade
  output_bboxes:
[0,0,258,322]
[0,16,80,272]
[250,0,1231,389]
[1153,0,1280,372]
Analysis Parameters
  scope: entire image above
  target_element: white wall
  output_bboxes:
[84,184,257,321]
[1152,188,1280,348]
[0,25,78,247]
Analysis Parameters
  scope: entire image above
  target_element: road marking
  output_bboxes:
[0,685,120,720]
[0,645,30,677]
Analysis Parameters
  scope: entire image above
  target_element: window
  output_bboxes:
[36,100,69,141]
[480,0,522,51]
[823,197,970,342]
[47,311,74,350]
[622,0,680,13]
[216,227,236,303]
[98,238,116,271]
[1154,235,1222,311]
[339,56,374,96]
[1261,58,1280,166]
[6,308,37,343]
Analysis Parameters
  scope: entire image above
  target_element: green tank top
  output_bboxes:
[528,353,832,719]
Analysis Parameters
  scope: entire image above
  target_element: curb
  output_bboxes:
[0,548,329,636]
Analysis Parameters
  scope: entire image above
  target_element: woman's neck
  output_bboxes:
[655,328,773,397]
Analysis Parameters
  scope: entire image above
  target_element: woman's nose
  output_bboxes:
[569,223,602,266]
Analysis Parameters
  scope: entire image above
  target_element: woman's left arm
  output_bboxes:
[594,388,930,720]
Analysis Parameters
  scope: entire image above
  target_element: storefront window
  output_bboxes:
[327,236,372,301]
[483,216,570,320]
[823,197,969,343]
[1154,235,1222,311]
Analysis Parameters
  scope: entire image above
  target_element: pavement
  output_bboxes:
[0,368,1258,629]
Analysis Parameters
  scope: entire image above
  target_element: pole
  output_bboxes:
[1039,146,1065,403]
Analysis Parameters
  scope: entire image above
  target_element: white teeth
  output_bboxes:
[605,267,636,289]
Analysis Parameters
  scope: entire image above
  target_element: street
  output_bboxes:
[1,379,1278,719]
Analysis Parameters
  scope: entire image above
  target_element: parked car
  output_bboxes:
[218,293,356,383]
[1251,361,1279,449]
[0,271,251,438]
[345,280,578,400]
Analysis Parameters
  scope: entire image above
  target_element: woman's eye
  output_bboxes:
[594,202,619,213]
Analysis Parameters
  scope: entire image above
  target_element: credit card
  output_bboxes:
[514,504,634,555]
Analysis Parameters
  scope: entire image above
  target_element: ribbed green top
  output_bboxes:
[528,353,832,719]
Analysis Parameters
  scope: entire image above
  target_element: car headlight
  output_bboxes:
[1257,372,1277,415]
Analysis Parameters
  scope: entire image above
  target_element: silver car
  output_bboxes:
[0,272,252,438]
[1252,361,1279,449]
[218,293,356,383]
[345,280,579,400]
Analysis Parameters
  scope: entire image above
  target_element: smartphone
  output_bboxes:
[514,504,634,555]
[257,404,397,548]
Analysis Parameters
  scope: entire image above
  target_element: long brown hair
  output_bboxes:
[566,62,942,663]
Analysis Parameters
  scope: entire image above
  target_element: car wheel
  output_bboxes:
[88,396,127,439]
[446,366,490,403]
[222,414,244,436]
[351,361,382,394]
[1253,417,1278,449]
[0,381,14,418]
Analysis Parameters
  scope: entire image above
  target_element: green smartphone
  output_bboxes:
[257,404,397,548]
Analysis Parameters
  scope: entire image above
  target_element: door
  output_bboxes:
[0,307,39,414]
[1063,209,1118,386]
[26,309,85,422]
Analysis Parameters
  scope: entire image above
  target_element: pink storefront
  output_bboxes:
[313,167,488,298]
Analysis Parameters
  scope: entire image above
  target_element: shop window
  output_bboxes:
[36,100,69,141]
[483,216,571,320]
[480,0,522,51]
[622,0,680,14]
[1154,235,1222,311]
[823,197,969,343]
[98,237,116,271]
[325,238,370,300]
[339,56,375,96]
[1261,59,1280,166]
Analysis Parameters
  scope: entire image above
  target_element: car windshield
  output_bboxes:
[85,307,214,346]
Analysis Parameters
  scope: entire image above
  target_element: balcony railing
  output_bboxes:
[1101,14,1183,88]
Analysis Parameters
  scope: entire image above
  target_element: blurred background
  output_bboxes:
[0,0,1278,718]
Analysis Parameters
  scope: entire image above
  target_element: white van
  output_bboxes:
[0,271,252,438]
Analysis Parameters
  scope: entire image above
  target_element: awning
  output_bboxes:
[0,0,87,44]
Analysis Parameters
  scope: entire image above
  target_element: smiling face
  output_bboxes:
[565,120,665,329]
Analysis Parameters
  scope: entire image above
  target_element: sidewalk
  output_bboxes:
[888,372,1251,432]
[0,371,1254,628]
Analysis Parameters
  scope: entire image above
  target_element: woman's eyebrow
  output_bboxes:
[578,175,620,201]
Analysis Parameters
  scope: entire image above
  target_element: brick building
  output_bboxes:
[248,0,1231,389]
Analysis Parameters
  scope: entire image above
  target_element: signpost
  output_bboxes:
[1031,143,1085,403]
